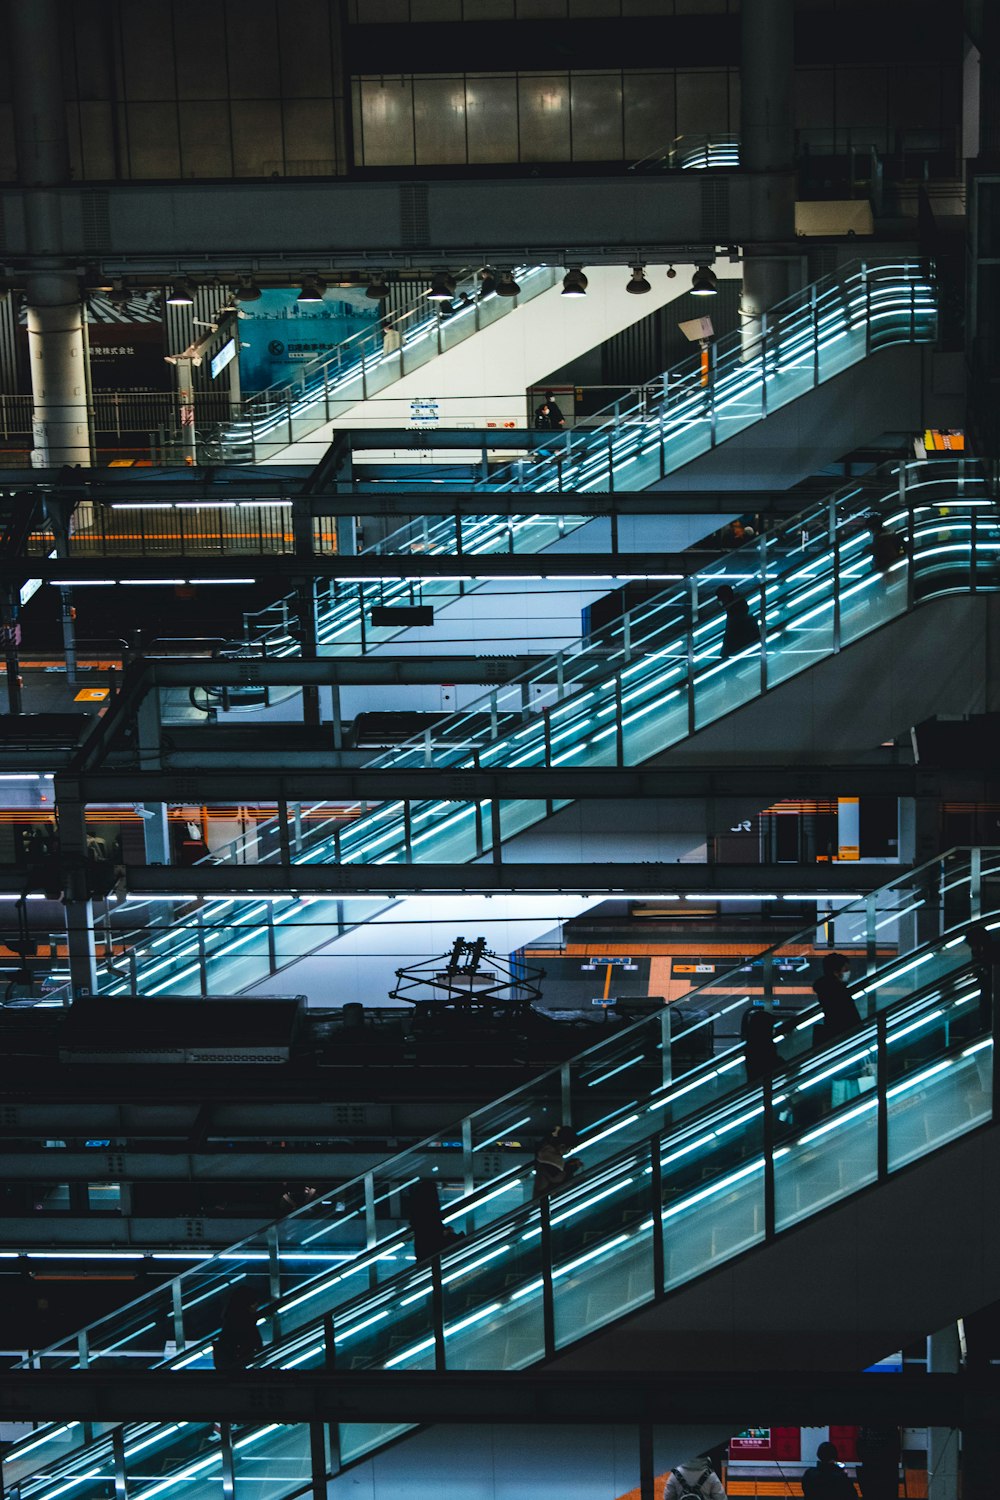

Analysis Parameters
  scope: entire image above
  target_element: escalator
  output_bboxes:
[107,456,999,1001]
[236,257,936,668]
[6,851,996,1466]
[7,881,999,1495]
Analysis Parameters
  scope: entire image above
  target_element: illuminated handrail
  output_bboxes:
[9,928,995,1493]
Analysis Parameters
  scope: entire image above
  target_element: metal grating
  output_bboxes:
[81,191,112,253]
[399,182,430,248]
[700,176,730,242]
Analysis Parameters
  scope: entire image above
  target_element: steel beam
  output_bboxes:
[0,1368,992,1427]
[146,656,543,688]
[46,861,894,898]
[49,763,981,806]
[0,175,765,267]
[9,552,701,585]
[4,470,823,518]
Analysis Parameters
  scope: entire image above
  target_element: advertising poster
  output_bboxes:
[17,289,169,394]
[729,1428,801,1461]
[236,288,381,393]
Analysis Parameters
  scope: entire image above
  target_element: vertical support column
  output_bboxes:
[927,1325,961,1500]
[54,782,99,1000]
[136,686,171,864]
[739,0,796,358]
[293,580,321,727]
[9,1,93,469]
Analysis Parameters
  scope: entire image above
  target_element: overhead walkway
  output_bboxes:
[101,457,1000,1002]
[241,258,935,670]
[6,857,998,1494]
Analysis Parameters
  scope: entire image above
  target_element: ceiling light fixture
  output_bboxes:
[166,277,197,306]
[428,271,457,301]
[666,265,677,279]
[627,265,651,295]
[82,265,113,294]
[366,274,390,300]
[691,264,718,297]
[297,275,327,303]
[561,268,588,298]
[233,277,262,303]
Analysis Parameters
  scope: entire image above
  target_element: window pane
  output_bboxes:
[518,73,571,160]
[571,73,623,160]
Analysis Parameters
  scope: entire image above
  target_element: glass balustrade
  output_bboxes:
[12,850,997,1491]
[204,265,559,466]
[10,940,996,1497]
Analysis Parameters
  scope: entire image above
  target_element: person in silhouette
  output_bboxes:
[532,1125,582,1198]
[742,1006,780,1084]
[212,1285,263,1373]
[533,391,565,430]
[812,953,861,1042]
[802,1442,858,1500]
[404,1178,463,1261]
[715,584,761,658]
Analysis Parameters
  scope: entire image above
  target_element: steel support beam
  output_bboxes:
[2,471,829,518]
[0,175,770,267]
[0,1368,994,1427]
[48,763,981,807]
[9,552,701,585]
[146,655,544,688]
[40,861,896,899]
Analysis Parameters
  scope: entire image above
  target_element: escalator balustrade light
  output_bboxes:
[627,266,651,295]
[297,275,327,303]
[366,274,390,300]
[233,277,262,302]
[562,268,589,297]
[428,271,458,301]
[166,276,197,306]
[496,269,521,297]
[691,265,718,296]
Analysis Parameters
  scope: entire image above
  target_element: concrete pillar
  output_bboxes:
[739,0,797,354]
[53,789,100,1000]
[8,0,93,468]
[136,686,172,865]
[25,272,92,467]
[927,1324,961,1500]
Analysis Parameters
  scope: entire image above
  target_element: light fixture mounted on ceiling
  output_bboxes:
[233,277,262,303]
[691,264,718,297]
[82,265,113,294]
[666,265,677,279]
[366,274,390,300]
[561,268,588,298]
[297,274,327,303]
[627,266,651,295]
[428,271,457,301]
[166,276,197,306]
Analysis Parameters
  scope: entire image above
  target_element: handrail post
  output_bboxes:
[431,1254,446,1370]
[686,603,697,735]
[540,1194,555,1358]
[762,1075,775,1240]
[876,1011,889,1179]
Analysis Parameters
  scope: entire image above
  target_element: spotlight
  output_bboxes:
[667,265,677,279]
[366,274,390,300]
[166,277,197,306]
[496,269,521,298]
[233,277,262,303]
[691,265,718,297]
[561,268,588,298]
[428,271,457,301]
[82,265,113,294]
[627,266,651,295]
[297,275,326,302]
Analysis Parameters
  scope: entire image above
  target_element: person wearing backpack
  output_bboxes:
[665,1456,727,1500]
[801,1442,859,1500]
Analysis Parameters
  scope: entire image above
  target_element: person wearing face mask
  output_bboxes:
[812,953,861,1043]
